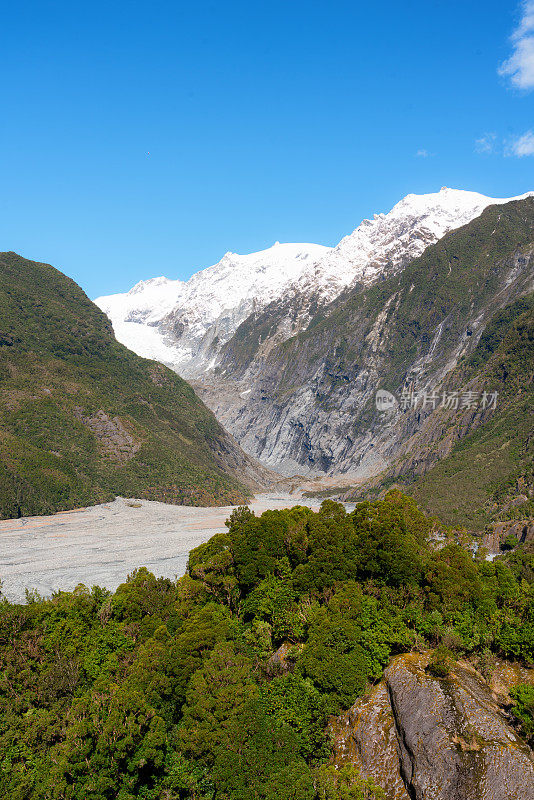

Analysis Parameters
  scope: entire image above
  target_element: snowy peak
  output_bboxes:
[96,275,185,327]
[387,186,533,230]
[97,242,330,323]
[95,241,330,369]
[186,241,331,292]
[94,187,533,376]
[161,241,332,348]
[128,276,174,295]
[315,187,534,289]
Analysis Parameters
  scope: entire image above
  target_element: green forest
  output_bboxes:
[1,491,532,799]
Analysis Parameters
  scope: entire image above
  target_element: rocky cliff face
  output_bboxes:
[197,198,534,485]
[330,653,534,800]
[481,520,534,555]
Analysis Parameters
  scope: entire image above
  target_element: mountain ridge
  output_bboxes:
[0,252,270,519]
[195,197,534,483]
[95,187,534,380]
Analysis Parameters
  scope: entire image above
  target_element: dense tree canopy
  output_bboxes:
[0,491,532,798]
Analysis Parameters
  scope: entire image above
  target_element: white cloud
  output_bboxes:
[475,133,497,154]
[499,1,534,89]
[505,130,534,156]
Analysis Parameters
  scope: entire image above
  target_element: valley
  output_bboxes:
[1,187,533,800]
[95,189,534,532]
[4,5,534,797]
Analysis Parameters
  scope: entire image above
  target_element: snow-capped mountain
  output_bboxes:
[306,187,532,287]
[95,188,533,378]
[196,193,534,478]
[96,242,330,374]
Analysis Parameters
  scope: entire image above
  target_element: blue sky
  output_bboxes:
[1,0,533,297]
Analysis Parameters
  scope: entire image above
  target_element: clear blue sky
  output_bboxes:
[2,0,533,297]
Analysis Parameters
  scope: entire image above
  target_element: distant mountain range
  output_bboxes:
[95,188,533,379]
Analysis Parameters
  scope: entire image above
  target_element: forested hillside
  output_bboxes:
[1,492,532,798]
[0,252,267,518]
[408,292,534,526]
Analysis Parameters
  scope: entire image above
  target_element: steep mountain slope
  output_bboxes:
[0,252,269,519]
[96,188,532,379]
[197,197,534,482]
[397,293,534,529]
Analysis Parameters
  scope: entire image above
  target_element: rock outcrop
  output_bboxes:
[330,653,534,800]
[481,520,534,554]
[73,408,141,463]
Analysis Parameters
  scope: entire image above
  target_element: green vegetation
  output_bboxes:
[411,292,534,527]
[0,252,252,518]
[510,684,534,744]
[1,490,532,798]
[426,644,455,678]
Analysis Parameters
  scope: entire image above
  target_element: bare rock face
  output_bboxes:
[482,520,534,554]
[73,407,140,462]
[330,654,534,800]
[332,681,410,800]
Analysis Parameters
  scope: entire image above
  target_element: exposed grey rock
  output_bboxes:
[197,206,534,479]
[482,520,534,554]
[332,682,410,800]
[73,407,141,462]
[330,653,534,800]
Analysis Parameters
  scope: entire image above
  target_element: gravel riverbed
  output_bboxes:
[0,494,322,603]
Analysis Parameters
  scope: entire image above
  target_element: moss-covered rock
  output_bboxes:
[330,653,534,800]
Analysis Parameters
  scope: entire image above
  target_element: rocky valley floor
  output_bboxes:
[0,493,324,603]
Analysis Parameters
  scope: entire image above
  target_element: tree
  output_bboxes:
[178,642,259,764]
